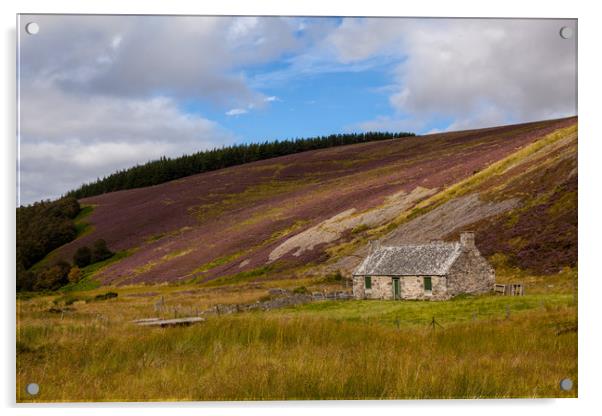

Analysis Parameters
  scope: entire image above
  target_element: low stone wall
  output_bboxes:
[197,290,353,316]
[205,294,313,315]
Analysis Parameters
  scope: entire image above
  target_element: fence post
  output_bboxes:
[430,317,442,330]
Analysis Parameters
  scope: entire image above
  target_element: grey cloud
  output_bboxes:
[17,16,578,204]
[18,84,234,205]
[21,15,303,109]
[18,14,307,204]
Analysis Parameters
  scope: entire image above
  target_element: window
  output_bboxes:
[364,276,372,289]
[424,276,432,293]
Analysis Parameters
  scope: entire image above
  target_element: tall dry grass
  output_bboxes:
[17,297,576,402]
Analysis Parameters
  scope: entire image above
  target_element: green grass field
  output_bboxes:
[16,270,577,402]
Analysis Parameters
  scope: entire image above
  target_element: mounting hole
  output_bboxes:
[25,22,39,35]
[559,26,573,40]
[26,383,40,395]
[560,378,573,391]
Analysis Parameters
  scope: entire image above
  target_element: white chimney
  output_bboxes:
[460,232,476,250]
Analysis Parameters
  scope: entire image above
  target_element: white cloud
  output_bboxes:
[225,108,249,116]
[226,96,279,116]
[329,18,577,131]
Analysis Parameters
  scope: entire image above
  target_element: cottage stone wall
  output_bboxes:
[352,275,365,299]
[447,248,495,296]
[399,275,448,300]
[353,275,393,300]
[352,275,448,300]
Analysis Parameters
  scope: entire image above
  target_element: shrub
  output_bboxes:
[34,260,71,291]
[67,266,82,283]
[73,246,92,268]
[322,270,344,283]
[92,292,118,301]
[64,296,80,306]
[293,286,309,294]
[91,239,113,263]
[52,294,80,306]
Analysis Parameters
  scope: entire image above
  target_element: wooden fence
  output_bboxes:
[494,283,525,296]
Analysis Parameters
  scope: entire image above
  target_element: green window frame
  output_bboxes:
[424,276,432,292]
[364,276,372,289]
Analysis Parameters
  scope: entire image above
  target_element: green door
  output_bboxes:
[393,278,400,300]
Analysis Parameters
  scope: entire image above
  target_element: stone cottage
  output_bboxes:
[352,232,495,300]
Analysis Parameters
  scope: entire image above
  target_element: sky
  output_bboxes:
[17,15,577,205]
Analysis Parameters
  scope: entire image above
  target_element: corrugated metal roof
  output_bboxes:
[353,242,462,276]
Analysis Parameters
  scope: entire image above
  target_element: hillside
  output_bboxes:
[42,117,577,287]
[67,131,414,199]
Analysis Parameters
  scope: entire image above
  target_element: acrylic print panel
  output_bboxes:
[16,14,577,402]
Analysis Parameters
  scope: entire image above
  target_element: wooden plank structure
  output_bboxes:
[133,317,205,328]
[493,283,525,296]
[132,318,161,324]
